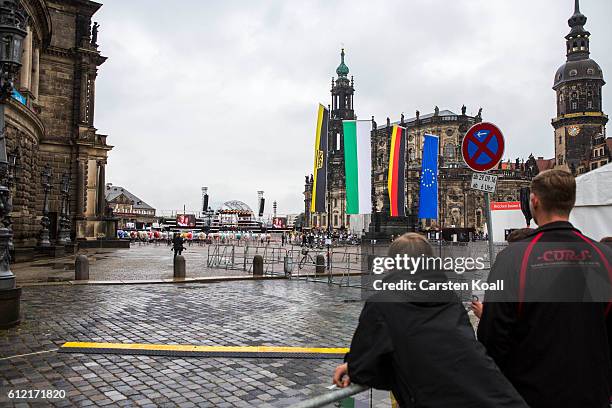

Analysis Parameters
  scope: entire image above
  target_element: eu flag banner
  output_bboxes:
[418,134,439,219]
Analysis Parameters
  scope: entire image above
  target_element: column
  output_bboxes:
[76,160,85,217]
[31,47,40,99]
[88,71,96,125]
[19,27,32,91]
[96,162,105,217]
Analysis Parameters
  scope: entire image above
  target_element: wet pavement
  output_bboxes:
[1,280,392,407]
[11,243,350,284]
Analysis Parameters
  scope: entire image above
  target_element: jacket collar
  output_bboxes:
[529,220,580,236]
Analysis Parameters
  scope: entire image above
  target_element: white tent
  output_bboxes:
[570,162,612,241]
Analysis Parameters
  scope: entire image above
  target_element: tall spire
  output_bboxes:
[568,0,587,32]
[565,0,590,61]
[336,48,349,78]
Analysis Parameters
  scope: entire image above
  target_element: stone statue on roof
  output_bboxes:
[92,22,100,45]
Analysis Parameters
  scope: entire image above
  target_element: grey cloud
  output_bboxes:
[95,0,612,214]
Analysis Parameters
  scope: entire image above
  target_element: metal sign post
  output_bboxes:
[484,192,495,267]
[462,122,505,266]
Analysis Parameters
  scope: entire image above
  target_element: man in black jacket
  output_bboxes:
[478,169,612,408]
[333,233,528,407]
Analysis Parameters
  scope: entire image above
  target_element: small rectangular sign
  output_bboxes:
[490,201,521,211]
[471,172,498,193]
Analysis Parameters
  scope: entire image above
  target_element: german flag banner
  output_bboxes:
[387,124,406,217]
[310,104,329,213]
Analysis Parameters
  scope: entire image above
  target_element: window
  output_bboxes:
[408,148,415,161]
[444,143,455,160]
[333,214,338,226]
[569,69,578,77]
[336,132,341,151]
[559,136,562,144]
[571,101,578,109]
[587,101,593,109]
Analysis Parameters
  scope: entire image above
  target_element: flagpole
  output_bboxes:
[326,105,331,270]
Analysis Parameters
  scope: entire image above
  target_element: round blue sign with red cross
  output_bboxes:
[462,122,505,172]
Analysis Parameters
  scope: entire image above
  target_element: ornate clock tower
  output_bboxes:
[552,0,608,174]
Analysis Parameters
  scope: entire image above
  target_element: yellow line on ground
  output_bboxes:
[0,348,58,361]
[61,342,349,354]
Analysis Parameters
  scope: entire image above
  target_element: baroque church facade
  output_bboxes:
[371,110,534,232]
[6,0,112,259]
[551,0,610,174]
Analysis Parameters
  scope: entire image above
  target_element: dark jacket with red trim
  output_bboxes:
[478,221,612,408]
[345,290,529,407]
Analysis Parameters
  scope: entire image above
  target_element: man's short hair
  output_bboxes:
[507,228,534,243]
[530,169,576,216]
[388,232,433,257]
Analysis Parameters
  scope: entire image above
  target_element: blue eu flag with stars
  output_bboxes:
[418,134,439,219]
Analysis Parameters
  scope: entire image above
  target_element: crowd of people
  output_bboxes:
[333,169,612,408]
[116,229,362,248]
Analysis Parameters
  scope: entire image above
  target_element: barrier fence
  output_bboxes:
[202,240,507,299]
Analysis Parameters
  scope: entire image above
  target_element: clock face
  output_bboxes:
[568,126,580,136]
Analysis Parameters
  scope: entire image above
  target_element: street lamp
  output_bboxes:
[38,164,52,247]
[0,0,27,328]
[57,172,71,245]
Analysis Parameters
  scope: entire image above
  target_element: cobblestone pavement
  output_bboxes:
[1,280,393,407]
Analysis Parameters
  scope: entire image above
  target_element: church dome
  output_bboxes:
[554,58,604,89]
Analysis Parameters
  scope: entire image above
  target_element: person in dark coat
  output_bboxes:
[333,233,528,408]
[478,169,612,408]
[171,233,185,259]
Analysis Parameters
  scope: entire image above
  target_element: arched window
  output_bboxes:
[444,143,455,160]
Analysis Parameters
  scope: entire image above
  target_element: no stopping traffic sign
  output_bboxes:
[462,122,505,172]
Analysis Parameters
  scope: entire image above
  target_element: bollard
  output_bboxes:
[283,255,293,276]
[174,255,186,279]
[75,255,89,280]
[315,254,326,275]
[253,254,264,276]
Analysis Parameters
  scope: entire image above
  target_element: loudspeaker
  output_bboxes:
[519,187,532,226]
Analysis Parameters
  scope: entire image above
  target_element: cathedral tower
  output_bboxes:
[327,49,355,230]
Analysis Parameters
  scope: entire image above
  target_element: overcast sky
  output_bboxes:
[95,0,612,215]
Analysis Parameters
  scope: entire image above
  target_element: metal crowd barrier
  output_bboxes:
[289,384,370,408]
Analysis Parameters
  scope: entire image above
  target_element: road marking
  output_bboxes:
[0,349,58,361]
[60,342,349,358]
